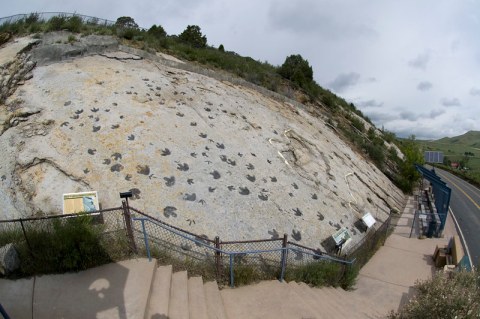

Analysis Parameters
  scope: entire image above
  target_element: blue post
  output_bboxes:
[0,303,10,319]
[229,254,234,287]
[141,219,151,262]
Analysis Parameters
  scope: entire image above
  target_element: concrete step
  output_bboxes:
[312,286,360,319]
[343,289,384,318]
[294,282,350,319]
[33,258,156,319]
[188,276,209,319]
[287,281,332,319]
[203,281,228,319]
[146,264,172,319]
[169,271,190,319]
[221,279,318,319]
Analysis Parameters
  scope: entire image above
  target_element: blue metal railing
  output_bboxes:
[132,217,354,287]
[0,303,10,319]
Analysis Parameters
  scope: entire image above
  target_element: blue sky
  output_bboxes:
[3,0,480,139]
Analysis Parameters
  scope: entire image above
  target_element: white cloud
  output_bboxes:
[470,87,480,96]
[417,81,433,91]
[441,97,461,107]
[408,52,430,70]
[328,72,361,93]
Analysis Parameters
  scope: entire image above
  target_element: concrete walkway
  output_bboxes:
[354,195,458,314]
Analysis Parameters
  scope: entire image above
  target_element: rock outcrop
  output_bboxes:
[0,32,405,251]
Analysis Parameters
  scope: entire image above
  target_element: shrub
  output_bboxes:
[284,261,344,287]
[25,13,40,24]
[179,25,207,48]
[47,15,67,31]
[388,269,480,319]
[278,54,313,89]
[115,16,138,29]
[2,214,132,277]
[147,24,166,39]
[64,16,83,33]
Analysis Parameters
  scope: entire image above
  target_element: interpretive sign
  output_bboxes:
[63,191,99,214]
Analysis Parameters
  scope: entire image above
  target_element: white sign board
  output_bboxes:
[63,191,99,214]
[362,212,376,228]
[332,228,352,246]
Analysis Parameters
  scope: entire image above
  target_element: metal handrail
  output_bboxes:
[132,216,354,287]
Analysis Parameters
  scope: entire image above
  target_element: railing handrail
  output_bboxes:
[0,12,148,30]
[0,207,123,224]
[132,216,354,265]
[130,207,216,243]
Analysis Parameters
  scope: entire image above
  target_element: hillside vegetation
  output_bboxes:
[416,130,480,186]
[0,12,423,193]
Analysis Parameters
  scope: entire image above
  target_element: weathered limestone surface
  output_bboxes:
[0,33,405,250]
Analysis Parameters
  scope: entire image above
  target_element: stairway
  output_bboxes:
[1,258,388,318]
[145,261,385,319]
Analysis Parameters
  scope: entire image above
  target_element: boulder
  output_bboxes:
[0,243,20,275]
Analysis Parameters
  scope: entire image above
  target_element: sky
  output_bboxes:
[2,0,480,140]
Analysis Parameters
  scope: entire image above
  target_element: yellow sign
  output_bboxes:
[63,191,99,214]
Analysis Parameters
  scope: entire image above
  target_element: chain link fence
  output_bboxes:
[344,215,391,270]
[0,207,132,276]
[0,204,391,287]
[0,12,116,28]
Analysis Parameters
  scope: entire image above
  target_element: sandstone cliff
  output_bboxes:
[0,32,405,250]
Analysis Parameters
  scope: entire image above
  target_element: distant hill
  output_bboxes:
[416,130,480,183]
[435,130,480,148]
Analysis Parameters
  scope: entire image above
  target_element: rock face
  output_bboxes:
[0,243,20,275]
[0,33,405,250]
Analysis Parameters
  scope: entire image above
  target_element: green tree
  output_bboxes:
[397,135,424,193]
[115,16,138,29]
[278,54,314,88]
[179,25,207,48]
[218,44,225,52]
[148,24,166,38]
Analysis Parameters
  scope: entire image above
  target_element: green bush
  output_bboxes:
[389,269,480,319]
[2,214,132,277]
[278,54,313,89]
[179,25,207,48]
[64,16,83,33]
[284,261,344,287]
[47,15,67,31]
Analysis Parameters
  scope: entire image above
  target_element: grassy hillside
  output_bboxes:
[416,130,480,185]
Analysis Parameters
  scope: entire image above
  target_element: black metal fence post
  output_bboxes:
[383,214,391,245]
[214,236,221,282]
[122,200,137,253]
[280,233,288,282]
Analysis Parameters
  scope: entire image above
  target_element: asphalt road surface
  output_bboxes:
[434,167,480,267]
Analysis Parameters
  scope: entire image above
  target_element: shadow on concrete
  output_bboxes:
[33,261,130,319]
[396,286,416,312]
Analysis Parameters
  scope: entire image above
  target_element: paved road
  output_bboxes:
[434,167,480,266]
